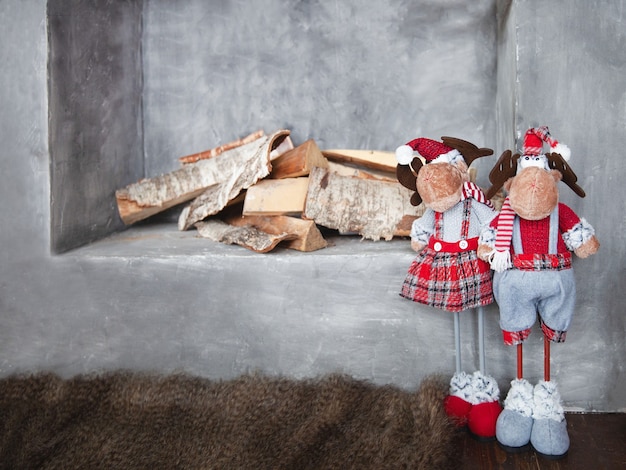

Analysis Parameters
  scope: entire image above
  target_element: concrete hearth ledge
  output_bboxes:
[66,223,412,259]
[52,221,454,390]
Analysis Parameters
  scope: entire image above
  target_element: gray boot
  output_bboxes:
[496,378,533,452]
[530,380,569,459]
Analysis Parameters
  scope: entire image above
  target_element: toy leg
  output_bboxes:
[530,332,568,459]
[465,306,501,441]
[478,306,485,374]
[496,341,533,452]
[544,335,550,382]
[446,308,501,439]
[454,311,461,373]
[445,311,472,426]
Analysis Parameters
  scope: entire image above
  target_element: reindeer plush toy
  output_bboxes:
[478,126,599,459]
[396,137,501,440]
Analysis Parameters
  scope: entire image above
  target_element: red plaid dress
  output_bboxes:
[400,198,494,312]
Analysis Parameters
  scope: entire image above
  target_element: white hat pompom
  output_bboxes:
[551,142,571,161]
[395,144,414,165]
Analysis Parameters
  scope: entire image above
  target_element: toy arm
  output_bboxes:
[470,202,498,261]
[476,215,499,262]
[559,203,600,258]
[410,209,435,252]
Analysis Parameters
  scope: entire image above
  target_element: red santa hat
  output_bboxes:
[522,126,571,160]
[395,137,461,165]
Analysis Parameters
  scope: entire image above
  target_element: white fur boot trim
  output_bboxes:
[471,371,500,404]
[449,371,475,402]
[532,380,565,422]
[502,378,534,418]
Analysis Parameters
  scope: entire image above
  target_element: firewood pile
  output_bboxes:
[115,129,426,253]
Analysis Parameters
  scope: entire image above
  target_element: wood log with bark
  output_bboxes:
[195,220,295,253]
[322,149,397,173]
[269,139,328,179]
[303,167,425,241]
[178,130,266,164]
[242,177,310,216]
[327,161,396,182]
[116,130,290,227]
[224,214,327,252]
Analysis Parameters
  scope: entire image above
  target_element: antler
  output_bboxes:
[441,136,494,168]
[396,157,424,206]
[546,152,586,198]
[485,150,519,200]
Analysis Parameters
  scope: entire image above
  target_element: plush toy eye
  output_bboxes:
[524,156,530,161]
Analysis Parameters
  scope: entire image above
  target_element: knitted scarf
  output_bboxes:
[491,196,515,272]
[461,181,494,209]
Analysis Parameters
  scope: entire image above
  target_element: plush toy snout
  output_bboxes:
[417,162,468,213]
[507,167,561,221]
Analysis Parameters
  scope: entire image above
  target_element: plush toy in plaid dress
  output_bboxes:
[478,126,600,459]
[395,136,501,440]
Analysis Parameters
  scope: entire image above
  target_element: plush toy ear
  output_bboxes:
[410,192,423,206]
[546,152,586,198]
[441,136,493,168]
[485,150,519,200]
[396,157,423,206]
[503,177,514,192]
[549,169,563,182]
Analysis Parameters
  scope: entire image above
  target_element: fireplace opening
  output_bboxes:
[48,1,497,255]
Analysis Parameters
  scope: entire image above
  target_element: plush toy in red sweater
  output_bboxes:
[396,136,501,441]
[478,126,599,459]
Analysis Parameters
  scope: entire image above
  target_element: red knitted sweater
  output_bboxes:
[489,203,581,255]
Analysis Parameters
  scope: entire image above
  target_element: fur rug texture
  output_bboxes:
[0,371,459,469]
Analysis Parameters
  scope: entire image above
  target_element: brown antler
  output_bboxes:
[441,136,494,168]
[485,150,519,200]
[396,157,424,206]
[546,152,586,198]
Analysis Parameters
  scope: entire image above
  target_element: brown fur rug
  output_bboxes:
[0,371,459,469]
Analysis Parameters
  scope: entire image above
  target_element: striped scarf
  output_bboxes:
[491,196,515,272]
[461,181,494,209]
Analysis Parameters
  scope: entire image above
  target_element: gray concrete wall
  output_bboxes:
[48,0,143,253]
[0,0,624,412]
[496,0,626,410]
[142,0,498,179]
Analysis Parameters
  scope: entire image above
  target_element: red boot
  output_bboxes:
[444,371,475,427]
[466,371,502,441]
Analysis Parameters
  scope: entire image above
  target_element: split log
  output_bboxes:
[327,161,396,182]
[322,149,397,173]
[116,130,290,226]
[242,177,309,216]
[303,167,425,241]
[195,220,295,253]
[178,130,265,164]
[269,139,328,179]
[269,135,295,160]
[224,214,327,252]
[177,129,291,230]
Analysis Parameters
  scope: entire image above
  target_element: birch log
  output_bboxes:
[178,130,265,164]
[224,214,327,252]
[269,139,328,179]
[242,177,309,216]
[321,149,397,173]
[177,129,290,230]
[116,130,290,226]
[195,220,295,253]
[303,167,425,241]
